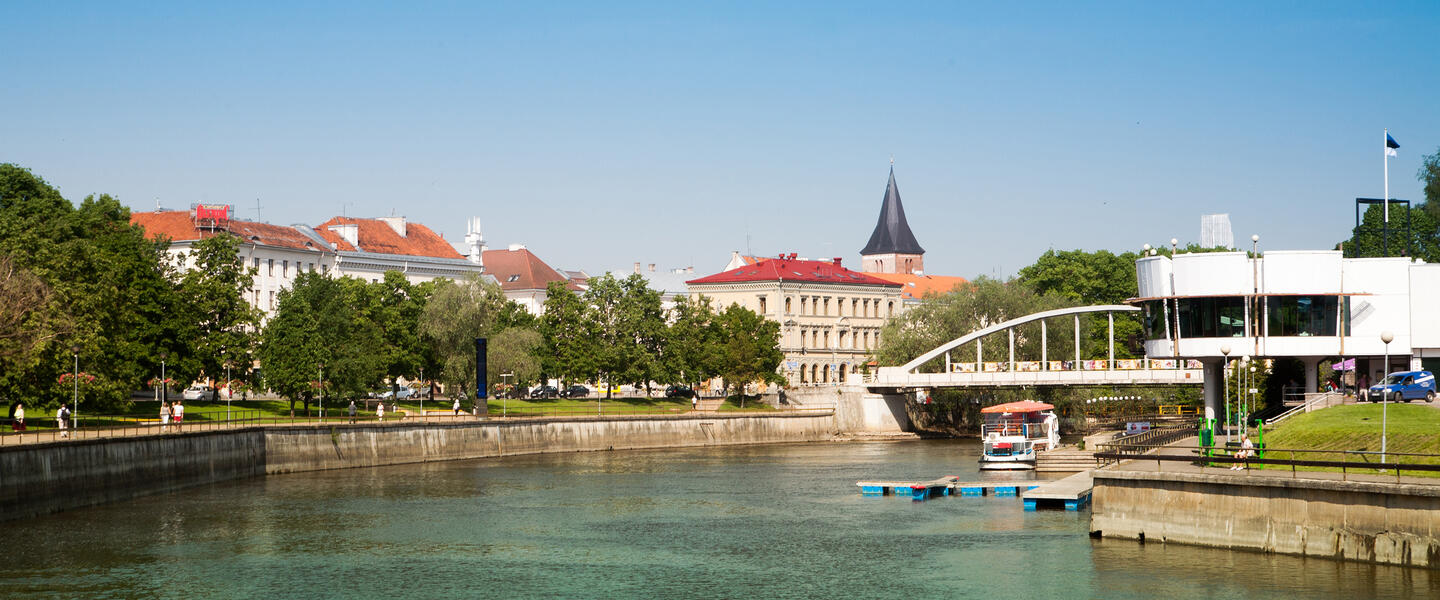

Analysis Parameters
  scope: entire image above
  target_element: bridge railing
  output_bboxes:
[945,358,1203,374]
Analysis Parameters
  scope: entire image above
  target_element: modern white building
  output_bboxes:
[1134,249,1440,420]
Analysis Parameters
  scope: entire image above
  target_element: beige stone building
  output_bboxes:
[686,254,903,385]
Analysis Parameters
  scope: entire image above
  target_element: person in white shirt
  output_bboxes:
[1233,434,1254,470]
[56,404,69,438]
[377,403,385,421]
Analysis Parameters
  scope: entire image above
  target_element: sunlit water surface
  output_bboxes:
[5,440,1436,599]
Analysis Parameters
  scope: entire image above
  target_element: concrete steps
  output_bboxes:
[1037,448,1096,473]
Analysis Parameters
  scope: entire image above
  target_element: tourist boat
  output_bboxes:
[979,400,1060,470]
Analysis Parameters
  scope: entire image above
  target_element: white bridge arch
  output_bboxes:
[870,305,1201,390]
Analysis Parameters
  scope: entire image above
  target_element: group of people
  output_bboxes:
[8,401,75,440]
[159,399,185,431]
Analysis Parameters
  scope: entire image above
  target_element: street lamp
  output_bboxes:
[160,351,168,406]
[1220,345,1231,443]
[1170,237,1178,255]
[224,358,233,422]
[318,361,325,422]
[1381,330,1395,465]
[501,372,514,417]
[71,345,80,431]
[419,366,425,420]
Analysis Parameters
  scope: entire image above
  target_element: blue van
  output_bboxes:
[1366,370,1437,403]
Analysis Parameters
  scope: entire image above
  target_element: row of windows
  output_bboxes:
[768,295,895,318]
[1141,296,1348,340]
[253,257,327,279]
[796,363,851,384]
[798,328,880,350]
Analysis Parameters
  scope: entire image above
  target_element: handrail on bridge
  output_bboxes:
[899,304,1140,374]
[1093,443,1440,482]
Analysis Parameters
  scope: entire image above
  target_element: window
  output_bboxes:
[507,274,521,282]
[267,259,274,276]
[759,296,767,314]
[852,298,858,316]
[282,260,289,277]
[308,262,315,273]
[801,297,808,314]
[800,330,807,348]
[824,298,830,316]
[1267,295,1342,337]
[888,301,894,317]
[822,331,829,348]
[1141,300,1169,340]
[322,264,329,275]
[1177,297,1246,338]
[800,365,807,383]
[786,297,792,314]
[268,291,275,310]
[252,257,260,271]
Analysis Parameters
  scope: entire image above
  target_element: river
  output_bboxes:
[4,440,1436,598]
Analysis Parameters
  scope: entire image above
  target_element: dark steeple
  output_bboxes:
[860,166,925,256]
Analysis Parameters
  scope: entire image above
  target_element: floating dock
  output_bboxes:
[857,470,1093,510]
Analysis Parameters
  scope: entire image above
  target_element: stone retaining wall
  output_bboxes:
[0,413,834,522]
[1091,469,1440,568]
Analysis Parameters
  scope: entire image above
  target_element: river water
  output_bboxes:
[4,440,1436,599]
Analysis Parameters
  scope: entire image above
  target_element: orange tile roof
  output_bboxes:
[313,217,463,259]
[482,248,582,292]
[866,272,969,300]
[130,210,329,252]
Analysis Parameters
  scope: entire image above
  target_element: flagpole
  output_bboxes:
[1384,128,1390,224]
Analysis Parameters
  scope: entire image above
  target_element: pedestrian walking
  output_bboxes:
[174,399,185,430]
[12,401,25,440]
[161,400,170,431]
[56,403,70,439]
[691,394,698,412]
[347,400,357,424]
[376,402,385,421]
[452,398,460,416]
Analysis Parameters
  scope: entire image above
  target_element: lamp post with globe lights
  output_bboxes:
[1220,345,1231,443]
[1381,330,1394,465]
[71,345,80,430]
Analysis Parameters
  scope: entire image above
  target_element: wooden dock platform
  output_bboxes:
[856,469,1094,510]
[1021,470,1093,511]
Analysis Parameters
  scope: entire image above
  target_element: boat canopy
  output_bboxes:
[980,400,1055,414]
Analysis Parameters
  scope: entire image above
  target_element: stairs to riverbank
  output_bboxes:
[695,398,725,411]
[1037,447,1096,473]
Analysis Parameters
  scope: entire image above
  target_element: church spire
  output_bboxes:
[860,166,925,256]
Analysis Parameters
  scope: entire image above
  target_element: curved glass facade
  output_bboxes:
[1140,295,1350,341]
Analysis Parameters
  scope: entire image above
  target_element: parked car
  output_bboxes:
[1367,370,1436,403]
[181,385,214,401]
[561,384,590,398]
[378,387,415,400]
[530,385,559,399]
[665,385,696,399]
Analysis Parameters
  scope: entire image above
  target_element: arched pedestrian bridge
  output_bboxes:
[868,305,1202,392]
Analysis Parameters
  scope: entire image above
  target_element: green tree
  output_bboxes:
[0,164,187,412]
[174,233,261,388]
[539,281,600,387]
[1420,146,1440,219]
[712,303,784,401]
[663,295,721,392]
[583,273,667,397]
[361,271,432,395]
[876,277,1075,370]
[1345,203,1440,263]
[488,326,543,392]
[1017,249,1149,359]
[258,272,385,413]
[418,275,511,402]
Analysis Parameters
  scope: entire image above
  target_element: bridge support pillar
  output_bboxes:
[1301,357,1322,393]
[1202,359,1224,422]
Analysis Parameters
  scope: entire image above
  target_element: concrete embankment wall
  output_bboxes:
[0,430,267,522]
[786,385,912,433]
[1091,469,1440,568]
[0,413,834,521]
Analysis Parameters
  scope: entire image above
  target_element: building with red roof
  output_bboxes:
[483,244,585,314]
[130,206,491,318]
[687,254,903,386]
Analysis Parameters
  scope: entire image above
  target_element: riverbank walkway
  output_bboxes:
[1101,436,1440,488]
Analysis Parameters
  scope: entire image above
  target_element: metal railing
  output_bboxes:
[1265,391,1345,426]
[1094,443,1440,482]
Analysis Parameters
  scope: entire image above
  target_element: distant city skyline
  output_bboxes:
[4,2,1438,278]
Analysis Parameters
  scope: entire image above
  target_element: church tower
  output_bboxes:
[860,165,925,274]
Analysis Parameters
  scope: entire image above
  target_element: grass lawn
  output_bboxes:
[1257,403,1440,475]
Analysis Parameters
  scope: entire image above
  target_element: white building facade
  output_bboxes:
[1134,250,1440,420]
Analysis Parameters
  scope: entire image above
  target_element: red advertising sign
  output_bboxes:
[195,204,231,221]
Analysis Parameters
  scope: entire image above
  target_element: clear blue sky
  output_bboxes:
[5,1,1438,278]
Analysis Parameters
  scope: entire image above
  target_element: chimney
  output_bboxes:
[648,263,656,273]
[687,266,694,274]
[634,262,641,274]
[378,216,407,238]
[328,223,359,248]
[507,243,526,251]
[832,257,842,266]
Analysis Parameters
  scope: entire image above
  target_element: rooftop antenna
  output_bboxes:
[342,201,355,218]
[155,197,161,211]
[252,198,263,221]
[890,154,894,166]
